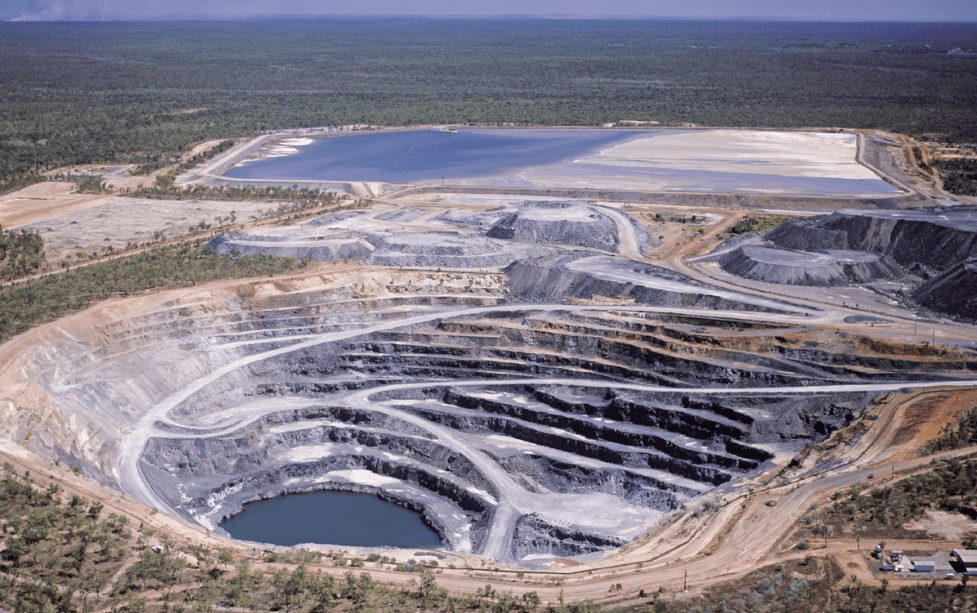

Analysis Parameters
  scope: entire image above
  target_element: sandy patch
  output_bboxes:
[266,146,300,158]
[21,196,273,263]
[904,510,977,541]
[243,137,315,161]
[0,182,111,228]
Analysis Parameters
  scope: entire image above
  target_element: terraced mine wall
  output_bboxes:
[486,203,624,252]
[718,246,906,286]
[209,201,634,269]
[5,258,971,563]
[914,258,977,322]
[507,253,786,313]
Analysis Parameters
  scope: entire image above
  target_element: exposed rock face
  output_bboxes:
[210,201,645,268]
[0,262,936,563]
[719,245,905,286]
[717,207,977,319]
[508,253,796,312]
[366,233,553,268]
[8,198,973,565]
[511,514,628,560]
[913,258,977,321]
[767,208,977,271]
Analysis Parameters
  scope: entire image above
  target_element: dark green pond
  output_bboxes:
[219,490,443,549]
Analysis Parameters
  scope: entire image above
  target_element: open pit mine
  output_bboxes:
[4,128,977,567]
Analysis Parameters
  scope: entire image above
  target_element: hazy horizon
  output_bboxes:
[6,15,977,22]
[4,0,976,23]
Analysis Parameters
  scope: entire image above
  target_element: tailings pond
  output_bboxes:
[219,128,902,196]
[219,491,443,549]
[224,129,639,184]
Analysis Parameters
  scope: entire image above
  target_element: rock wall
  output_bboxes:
[767,209,977,271]
[913,258,977,321]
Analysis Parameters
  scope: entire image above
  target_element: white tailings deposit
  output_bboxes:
[581,131,874,179]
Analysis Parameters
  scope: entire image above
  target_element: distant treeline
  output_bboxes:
[0,19,975,192]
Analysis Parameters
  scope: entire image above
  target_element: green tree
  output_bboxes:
[15,579,74,613]
[218,548,233,569]
[273,565,311,612]
[64,543,87,576]
[86,502,102,520]
[418,570,437,603]
[1,536,29,566]
[308,571,336,613]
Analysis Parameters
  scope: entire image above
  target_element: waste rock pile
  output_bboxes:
[718,207,977,320]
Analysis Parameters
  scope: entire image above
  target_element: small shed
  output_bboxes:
[913,559,936,573]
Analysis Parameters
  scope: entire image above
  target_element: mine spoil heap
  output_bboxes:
[718,207,977,320]
[4,199,975,565]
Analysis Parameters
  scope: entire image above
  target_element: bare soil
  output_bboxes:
[904,511,977,542]
[887,390,977,463]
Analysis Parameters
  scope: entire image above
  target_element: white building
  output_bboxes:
[953,549,977,575]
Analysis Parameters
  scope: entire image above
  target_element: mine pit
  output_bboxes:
[4,128,977,566]
[9,255,969,562]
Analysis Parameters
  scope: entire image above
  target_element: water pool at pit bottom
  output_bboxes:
[219,490,444,549]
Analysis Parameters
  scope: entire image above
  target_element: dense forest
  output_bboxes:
[0,19,976,192]
[936,158,977,196]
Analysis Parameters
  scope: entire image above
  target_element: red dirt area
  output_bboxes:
[887,390,977,462]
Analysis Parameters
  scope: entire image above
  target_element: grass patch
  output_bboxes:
[729,215,791,235]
